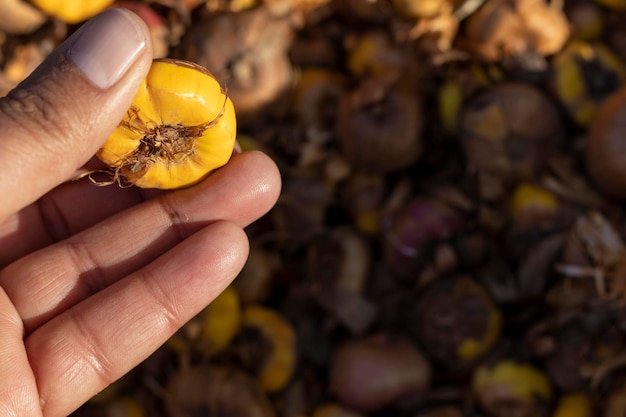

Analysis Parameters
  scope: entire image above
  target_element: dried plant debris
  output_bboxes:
[3,0,625,416]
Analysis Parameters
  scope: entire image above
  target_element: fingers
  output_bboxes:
[0,150,280,267]
[0,151,281,331]
[0,8,153,223]
[25,221,249,417]
[0,181,143,268]
[0,288,42,417]
[44,150,280,240]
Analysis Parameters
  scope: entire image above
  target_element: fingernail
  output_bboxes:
[66,9,147,89]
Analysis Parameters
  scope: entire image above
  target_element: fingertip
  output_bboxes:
[230,150,283,208]
[197,220,251,287]
[156,220,251,299]
[163,150,281,229]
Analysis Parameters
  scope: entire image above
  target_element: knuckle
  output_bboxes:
[0,80,79,149]
[4,84,58,124]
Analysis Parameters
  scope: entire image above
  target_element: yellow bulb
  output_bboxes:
[454,277,501,361]
[509,183,557,218]
[473,360,552,404]
[552,41,626,126]
[346,32,404,77]
[392,0,453,18]
[109,397,146,417]
[166,286,241,355]
[243,305,297,393]
[438,79,462,135]
[553,393,592,417]
[31,0,114,23]
[198,286,242,355]
[97,59,237,189]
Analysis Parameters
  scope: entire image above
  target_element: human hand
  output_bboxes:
[0,9,280,417]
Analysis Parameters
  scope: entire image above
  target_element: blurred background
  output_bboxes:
[5,0,626,416]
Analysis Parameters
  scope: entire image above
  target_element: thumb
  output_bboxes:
[0,8,153,222]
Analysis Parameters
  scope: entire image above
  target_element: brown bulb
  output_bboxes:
[165,366,276,417]
[586,85,626,198]
[460,82,564,182]
[464,0,569,62]
[335,74,423,173]
[411,276,501,371]
[180,6,293,124]
[329,334,431,412]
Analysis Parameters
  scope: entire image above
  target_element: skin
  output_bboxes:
[0,9,281,417]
